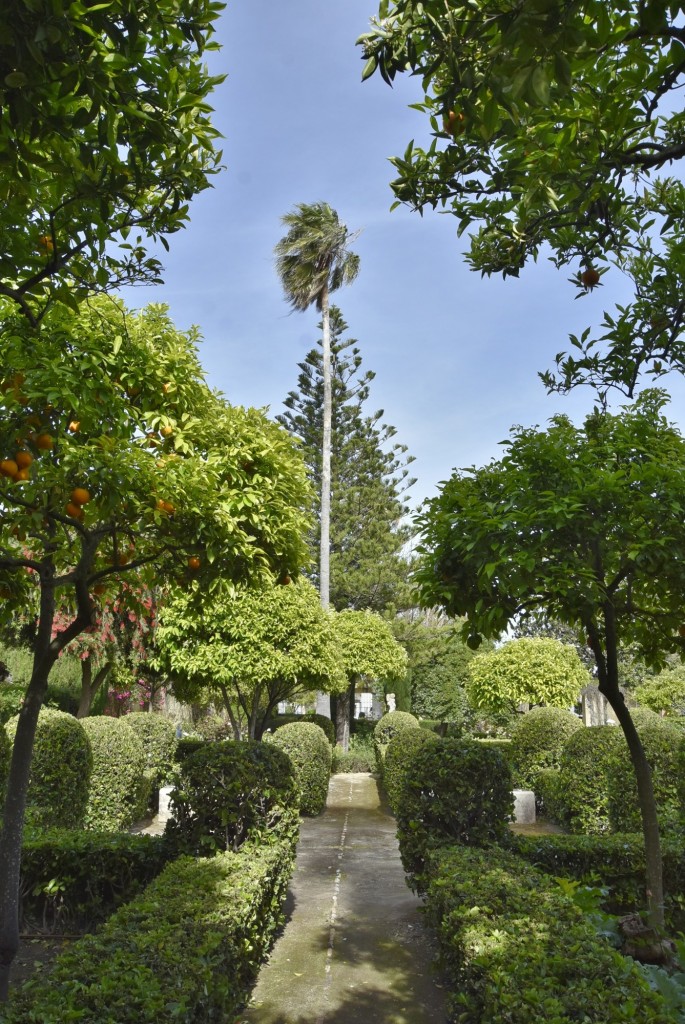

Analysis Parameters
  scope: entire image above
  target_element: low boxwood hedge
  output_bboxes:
[425,843,673,1024]
[268,712,336,744]
[508,707,582,790]
[123,712,177,787]
[373,710,419,774]
[270,722,331,816]
[6,836,296,1024]
[19,829,170,931]
[81,716,149,832]
[383,728,438,816]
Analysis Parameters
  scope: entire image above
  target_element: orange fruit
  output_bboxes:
[187,556,201,571]
[65,502,84,520]
[0,459,18,478]
[38,234,54,251]
[443,110,466,135]
[15,451,32,469]
[162,382,172,394]
[92,583,107,596]
[71,487,91,506]
[162,500,175,515]
[36,434,53,451]
[581,267,600,288]
[15,467,30,482]
[68,420,80,433]
[161,425,173,438]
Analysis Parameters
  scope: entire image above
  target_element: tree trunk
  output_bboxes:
[315,283,333,719]
[335,678,356,752]
[76,659,112,718]
[0,586,57,999]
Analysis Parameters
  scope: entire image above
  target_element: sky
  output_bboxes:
[121,0,684,508]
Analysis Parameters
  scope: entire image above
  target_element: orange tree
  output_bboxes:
[0,296,310,994]
[0,0,225,325]
[414,390,685,932]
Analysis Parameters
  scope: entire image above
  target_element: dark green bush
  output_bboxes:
[557,725,623,834]
[269,712,336,744]
[0,684,27,724]
[44,683,80,716]
[19,829,170,932]
[81,716,147,832]
[351,717,376,739]
[383,728,439,816]
[270,722,332,816]
[373,710,419,774]
[123,712,177,786]
[535,766,566,823]
[192,711,233,741]
[174,737,206,764]
[6,836,296,1024]
[607,718,682,833]
[6,708,91,829]
[396,738,514,889]
[509,707,583,789]
[425,844,672,1024]
[332,733,376,773]
[166,740,299,856]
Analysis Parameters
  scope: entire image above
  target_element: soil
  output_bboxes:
[10,934,78,989]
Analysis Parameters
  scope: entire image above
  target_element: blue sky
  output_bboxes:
[122,0,684,506]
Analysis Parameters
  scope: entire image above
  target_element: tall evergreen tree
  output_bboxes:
[278,308,416,616]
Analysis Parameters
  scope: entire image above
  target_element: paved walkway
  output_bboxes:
[239,773,446,1024]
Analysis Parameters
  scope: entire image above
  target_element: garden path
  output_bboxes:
[238,772,446,1024]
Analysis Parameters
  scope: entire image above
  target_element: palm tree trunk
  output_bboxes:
[320,283,332,611]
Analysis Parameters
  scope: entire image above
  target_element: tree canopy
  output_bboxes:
[360,0,685,399]
[0,0,224,324]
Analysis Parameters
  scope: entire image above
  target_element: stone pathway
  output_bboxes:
[239,772,446,1024]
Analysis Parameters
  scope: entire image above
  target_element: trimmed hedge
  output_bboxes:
[557,725,623,834]
[396,737,514,889]
[270,722,332,816]
[6,836,296,1024]
[174,737,206,764]
[383,728,438,816]
[19,829,169,931]
[81,716,148,832]
[166,740,299,856]
[508,707,582,790]
[123,712,177,786]
[269,712,336,745]
[607,718,682,834]
[425,843,672,1024]
[6,708,91,829]
[373,710,420,774]
[332,747,375,773]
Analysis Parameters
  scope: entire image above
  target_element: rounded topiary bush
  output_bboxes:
[556,726,624,834]
[383,728,439,816]
[81,717,147,832]
[271,722,332,816]
[509,707,583,790]
[607,716,683,834]
[6,707,91,829]
[166,740,299,855]
[123,712,177,786]
[396,738,514,889]
[373,710,419,774]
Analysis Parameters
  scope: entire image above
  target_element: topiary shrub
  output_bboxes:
[535,767,566,824]
[509,707,583,790]
[81,717,147,832]
[383,728,439,816]
[332,733,376,773]
[123,712,177,787]
[556,725,624,834]
[607,717,683,834]
[270,722,332,816]
[268,712,336,744]
[166,740,299,856]
[174,737,206,764]
[0,683,27,724]
[373,710,419,774]
[6,708,91,829]
[396,737,514,890]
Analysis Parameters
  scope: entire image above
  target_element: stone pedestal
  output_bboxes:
[512,789,536,825]
[582,685,609,726]
[158,786,174,823]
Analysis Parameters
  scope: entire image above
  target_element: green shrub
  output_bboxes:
[166,740,299,856]
[192,712,233,741]
[396,738,514,889]
[6,708,91,829]
[270,722,332,816]
[557,725,623,834]
[607,717,682,833]
[19,829,170,932]
[174,737,206,764]
[81,716,147,832]
[269,712,336,744]
[535,767,566,823]
[509,707,583,789]
[332,733,376,773]
[351,717,376,739]
[123,712,177,786]
[383,728,439,816]
[373,710,419,774]
[425,844,672,1024]
[0,684,27,724]
[6,836,296,1024]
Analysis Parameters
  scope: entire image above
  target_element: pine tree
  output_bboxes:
[278,308,416,615]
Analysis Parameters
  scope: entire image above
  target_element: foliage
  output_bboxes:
[278,307,415,611]
[607,718,683,834]
[556,725,625,835]
[174,737,206,764]
[6,708,91,829]
[19,830,169,933]
[335,611,408,686]
[360,0,685,401]
[4,837,296,1024]
[80,716,147,832]
[423,844,673,1024]
[270,722,332,817]
[467,637,590,716]
[122,712,177,787]
[156,577,345,740]
[382,727,438,816]
[509,707,583,790]
[165,741,300,857]
[373,709,419,771]
[0,0,224,324]
[270,712,336,745]
[331,733,376,773]
[636,665,685,718]
[396,738,514,889]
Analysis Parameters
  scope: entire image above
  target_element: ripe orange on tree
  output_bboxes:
[36,433,54,451]
[68,421,80,433]
[187,556,201,571]
[581,267,600,288]
[71,487,91,506]
[0,460,19,479]
[15,467,30,482]
[15,451,32,469]
[65,502,84,520]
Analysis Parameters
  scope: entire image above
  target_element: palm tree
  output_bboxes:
[275,202,360,613]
